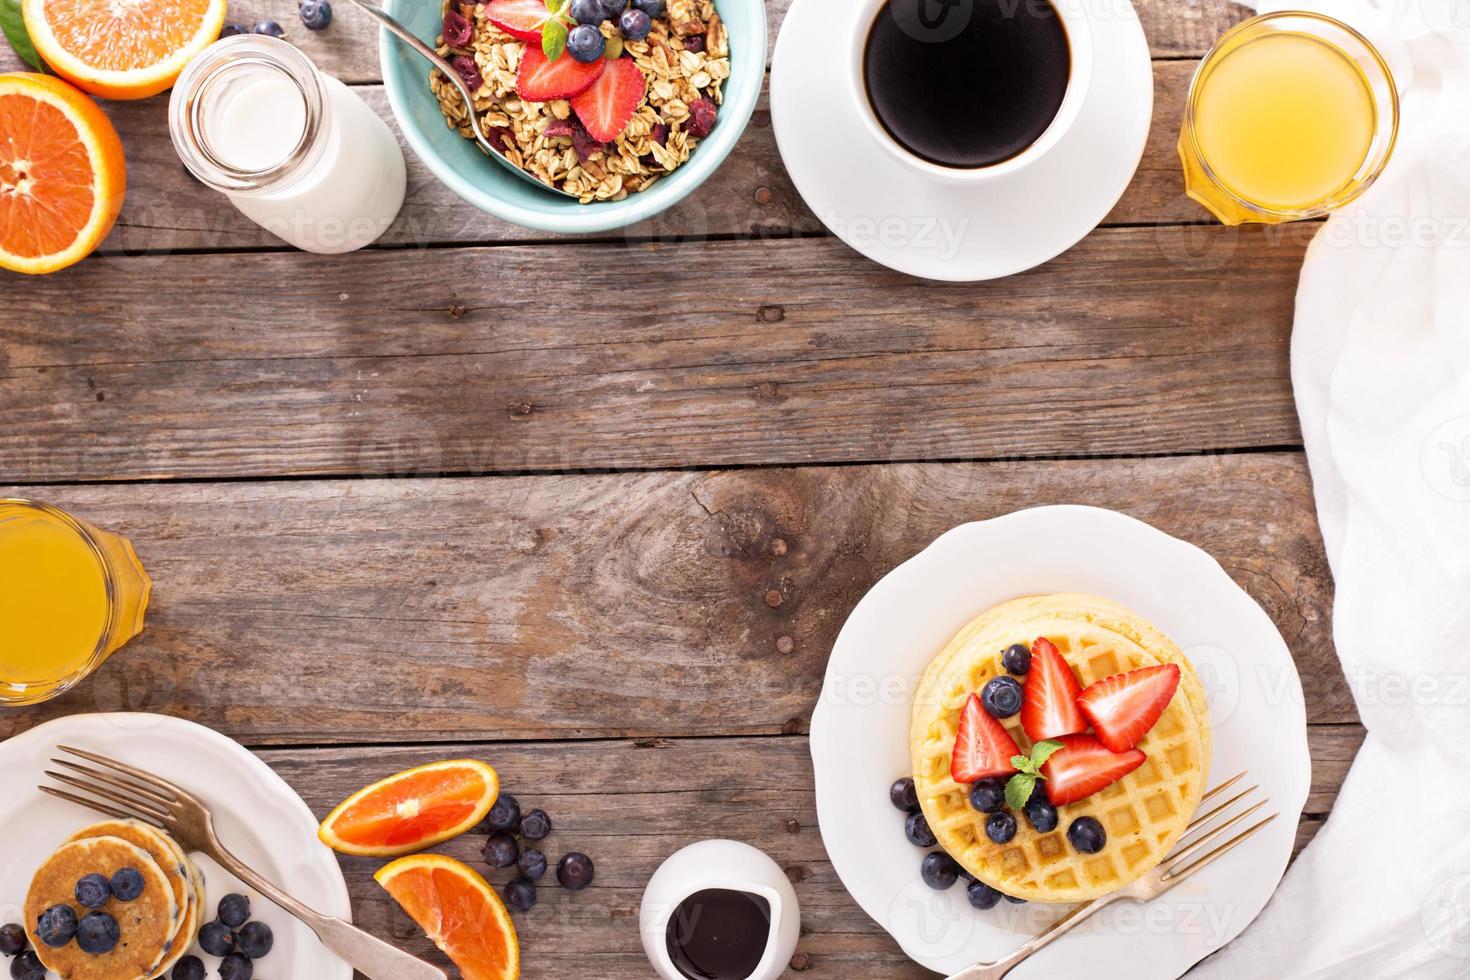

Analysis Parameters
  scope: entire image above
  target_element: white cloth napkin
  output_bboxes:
[1191,1,1470,976]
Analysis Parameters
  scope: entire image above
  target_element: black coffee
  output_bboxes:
[864,0,1072,169]
[665,888,772,980]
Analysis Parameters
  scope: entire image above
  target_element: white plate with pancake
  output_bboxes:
[0,713,352,979]
[810,505,1310,978]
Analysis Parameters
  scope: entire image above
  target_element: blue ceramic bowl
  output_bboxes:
[380,0,767,233]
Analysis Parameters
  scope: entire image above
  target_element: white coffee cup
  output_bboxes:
[848,0,1096,183]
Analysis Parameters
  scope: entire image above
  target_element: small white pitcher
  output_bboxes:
[639,840,801,980]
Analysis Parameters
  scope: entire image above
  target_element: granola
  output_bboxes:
[431,0,730,204]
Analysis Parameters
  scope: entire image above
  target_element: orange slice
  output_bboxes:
[22,0,227,100]
[376,854,520,980]
[0,72,125,275]
[318,759,499,857]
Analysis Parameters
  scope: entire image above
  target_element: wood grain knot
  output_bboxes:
[775,635,795,655]
[754,186,773,205]
[790,953,812,972]
[508,401,534,417]
[764,589,783,608]
[756,304,785,323]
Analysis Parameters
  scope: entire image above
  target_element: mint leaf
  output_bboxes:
[1030,739,1064,768]
[1005,773,1035,812]
[1,0,45,71]
[1010,754,1032,772]
[541,18,567,60]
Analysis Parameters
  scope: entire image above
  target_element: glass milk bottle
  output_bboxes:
[169,35,407,253]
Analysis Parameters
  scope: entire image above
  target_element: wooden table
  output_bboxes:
[0,0,1360,974]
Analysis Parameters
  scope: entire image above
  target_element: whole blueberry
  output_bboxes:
[0,923,27,956]
[219,953,254,980]
[252,19,285,37]
[629,0,662,14]
[198,920,236,957]
[520,809,552,841]
[566,25,605,62]
[218,893,250,929]
[299,0,332,29]
[74,873,111,909]
[235,921,273,959]
[76,911,119,955]
[110,867,145,902]
[904,811,937,848]
[919,852,960,891]
[219,22,249,36]
[1002,643,1032,675]
[487,795,520,833]
[1004,894,1028,904]
[503,878,537,912]
[483,832,520,868]
[570,0,606,22]
[518,847,548,881]
[35,904,77,948]
[9,952,44,980]
[556,852,595,891]
[598,0,625,18]
[1024,796,1059,833]
[966,880,1002,910]
[619,7,650,39]
[889,777,919,812]
[967,777,1006,813]
[985,810,1017,845]
[1067,816,1107,854]
[980,675,1024,718]
[171,955,206,980]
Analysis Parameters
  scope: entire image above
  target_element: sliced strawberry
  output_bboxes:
[1020,637,1086,742]
[1077,663,1181,752]
[950,693,1022,783]
[484,0,555,41]
[516,45,606,101]
[571,56,646,142]
[1040,734,1146,805]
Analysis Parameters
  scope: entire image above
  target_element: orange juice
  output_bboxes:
[0,500,151,704]
[1181,13,1398,225]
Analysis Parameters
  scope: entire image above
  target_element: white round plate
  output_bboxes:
[811,506,1310,978]
[0,713,352,979]
[770,0,1154,281]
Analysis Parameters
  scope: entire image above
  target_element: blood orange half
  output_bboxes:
[0,72,125,275]
[318,759,499,857]
[376,854,520,980]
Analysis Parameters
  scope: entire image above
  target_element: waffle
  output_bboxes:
[910,594,1211,903]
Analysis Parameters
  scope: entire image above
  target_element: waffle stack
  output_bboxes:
[910,594,1211,903]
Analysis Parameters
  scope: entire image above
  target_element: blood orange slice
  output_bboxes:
[22,0,227,100]
[318,759,499,857]
[0,72,125,275]
[376,854,520,980]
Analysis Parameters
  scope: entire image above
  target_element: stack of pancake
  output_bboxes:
[24,820,205,980]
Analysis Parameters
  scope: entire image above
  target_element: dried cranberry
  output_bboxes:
[489,126,515,153]
[686,97,717,138]
[682,33,705,53]
[451,55,483,92]
[543,119,576,139]
[443,8,473,46]
[650,123,668,146]
[570,120,605,161]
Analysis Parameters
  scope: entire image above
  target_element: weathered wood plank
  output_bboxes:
[0,0,1252,82]
[93,61,1213,253]
[0,228,1314,484]
[250,726,1359,978]
[0,453,1349,743]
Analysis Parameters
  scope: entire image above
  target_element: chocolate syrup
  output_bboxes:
[665,888,772,980]
[863,0,1073,168]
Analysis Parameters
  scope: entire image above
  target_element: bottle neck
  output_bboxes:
[169,35,331,197]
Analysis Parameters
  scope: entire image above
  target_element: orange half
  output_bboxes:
[22,0,227,99]
[319,759,499,857]
[376,854,520,980]
[0,72,125,275]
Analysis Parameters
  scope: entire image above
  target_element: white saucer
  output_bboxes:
[0,713,353,980]
[810,506,1310,978]
[770,0,1154,281]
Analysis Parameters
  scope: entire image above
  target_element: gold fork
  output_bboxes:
[945,772,1277,980]
[41,745,448,980]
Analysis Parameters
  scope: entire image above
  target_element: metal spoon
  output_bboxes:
[347,0,577,197]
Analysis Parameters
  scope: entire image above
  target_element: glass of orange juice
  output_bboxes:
[0,500,151,705]
[1180,12,1399,225]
